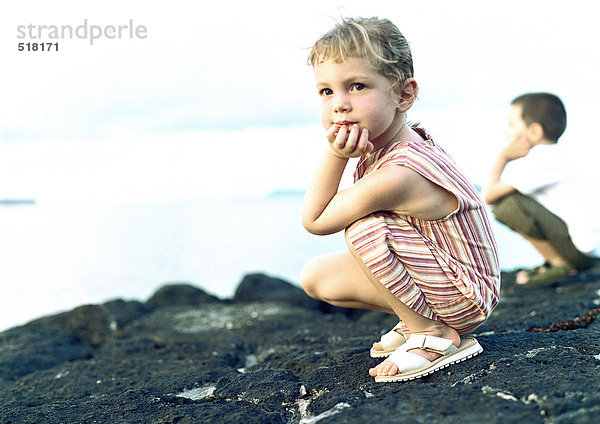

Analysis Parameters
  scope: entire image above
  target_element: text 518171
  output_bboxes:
[18,42,59,52]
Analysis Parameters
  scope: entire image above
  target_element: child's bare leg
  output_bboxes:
[343,241,461,377]
[523,235,570,266]
[516,235,572,284]
[300,251,394,313]
[301,251,409,354]
[363,276,460,377]
[301,249,461,377]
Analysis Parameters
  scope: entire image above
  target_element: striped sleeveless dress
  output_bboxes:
[345,129,500,335]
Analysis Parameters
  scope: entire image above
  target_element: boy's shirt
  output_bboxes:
[502,144,562,196]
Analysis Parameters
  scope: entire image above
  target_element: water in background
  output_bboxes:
[0,194,540,331]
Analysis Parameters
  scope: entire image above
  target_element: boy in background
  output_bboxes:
[484,92,599,284]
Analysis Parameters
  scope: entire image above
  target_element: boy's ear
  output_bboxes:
[396,78,419,112]
[527,122,544,143]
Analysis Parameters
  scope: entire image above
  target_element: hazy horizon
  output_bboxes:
[2,0,599,203]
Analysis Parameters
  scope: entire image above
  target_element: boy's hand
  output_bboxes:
[501,137,532,161]
[326,124,374,159]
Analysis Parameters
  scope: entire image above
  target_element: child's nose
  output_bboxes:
[333,94,351,113]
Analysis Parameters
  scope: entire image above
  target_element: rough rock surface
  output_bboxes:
[1,268,600,423]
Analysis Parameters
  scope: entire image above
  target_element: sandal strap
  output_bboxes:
[527,264,576,284]
[399,334,457,355]
[387,350,431,372]
[525,262,551,277]
[379,323,405,350]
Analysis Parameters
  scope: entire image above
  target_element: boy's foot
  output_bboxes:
[516,262,550,284]
[370,322,406,358]
[516,263,577,285]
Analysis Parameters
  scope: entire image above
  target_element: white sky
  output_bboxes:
[1,0,599,201]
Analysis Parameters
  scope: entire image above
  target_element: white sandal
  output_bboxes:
[369,322,406,358]
[374,334,483,382]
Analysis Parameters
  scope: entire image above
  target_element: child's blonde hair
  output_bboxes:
[308,17,413,93]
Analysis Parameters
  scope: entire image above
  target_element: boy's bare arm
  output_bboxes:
[483,154,517,204]
[483,139,531,204]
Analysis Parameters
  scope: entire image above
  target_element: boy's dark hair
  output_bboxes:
[511,92,567,143]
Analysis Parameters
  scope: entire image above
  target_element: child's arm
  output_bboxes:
[483,138,532,204]
[301,125,416,235]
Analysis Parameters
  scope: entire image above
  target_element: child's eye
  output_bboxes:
[319,88,333,96]
[352,83,365,91]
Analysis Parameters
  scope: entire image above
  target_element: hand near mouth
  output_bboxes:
[501,137,533,161]
[326,123,374,159]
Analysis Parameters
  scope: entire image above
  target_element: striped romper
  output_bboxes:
[345,129,500,335]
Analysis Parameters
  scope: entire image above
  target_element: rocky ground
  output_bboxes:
[1,266,600,423]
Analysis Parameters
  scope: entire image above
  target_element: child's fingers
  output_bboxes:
[333,125,348,149]
[354,128,373,156]
[325,125,339,143]
[344,124,360,152]
[355,127,370,154]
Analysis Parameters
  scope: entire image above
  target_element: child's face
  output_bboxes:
[314,57,402,144]
[507,104,530,144]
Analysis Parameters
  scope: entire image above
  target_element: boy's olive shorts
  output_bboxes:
[492,192,594,270]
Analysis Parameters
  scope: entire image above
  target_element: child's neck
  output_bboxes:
[371,114,413,152]
[533,138,556,147]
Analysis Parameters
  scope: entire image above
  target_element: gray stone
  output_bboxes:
[0,269,599,423]
[146,283,222,309]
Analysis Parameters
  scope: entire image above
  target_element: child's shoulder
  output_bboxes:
[411,126,433,143]
[527,143,562,161]
[358,127,446,173]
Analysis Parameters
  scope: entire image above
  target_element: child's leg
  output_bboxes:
[302,248,462,377]
[300,251,394,313]
[366,276,461,376]
[302,251,407,355]
[521,235,570,266]
[342,241,461,376]
[492,192,594,271]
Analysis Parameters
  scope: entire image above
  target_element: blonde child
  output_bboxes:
[300,17,500,382]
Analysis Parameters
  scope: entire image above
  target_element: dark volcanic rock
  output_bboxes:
[1,269,600,423]
[234,272,363,317]
[146,283,222,309]
[0,313,92,388]
[102,298,152,327]
[66,304,114,347]
[234,273,323,310]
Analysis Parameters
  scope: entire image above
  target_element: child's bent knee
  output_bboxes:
[300,257,320,299]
